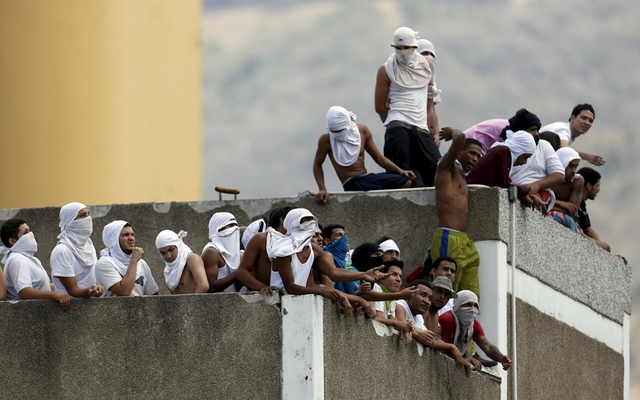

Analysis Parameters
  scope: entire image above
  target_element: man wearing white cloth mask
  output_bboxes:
[439,290,512,373]
[0,218,72,308]
[95,220,159,297]
[466,130,547,213]
[156,230,209,294]
[375,27,441,187]
[50,202,103,298]
[313,106,416,205]
[237,207,292,294]
[269,209,384,306]
[202,212,243,292]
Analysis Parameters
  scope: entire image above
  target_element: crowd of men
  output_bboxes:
[0,26,623,378]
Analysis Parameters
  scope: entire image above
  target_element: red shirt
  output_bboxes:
[439,310,485,343]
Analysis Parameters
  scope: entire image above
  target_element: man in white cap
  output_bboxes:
[50,202,104,298]
[1,218,72,308]
[95,220,159,297]
[540,104,604,166]
[313,105,416,205]
[439,290,512,372]
[202,212,242,292]
[156,230,209,294]
[374,27,441,187]
[376,236,400,262]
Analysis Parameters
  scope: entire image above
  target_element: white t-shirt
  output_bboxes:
[510,140,565,185]
[372,283,396,318]
[50,243,96,293]
[385,81,429,130]
[396,299,427,331]
[270,244,314,293]
[540,121,572,144]
[95,258,159,297]
[4,253,51,300]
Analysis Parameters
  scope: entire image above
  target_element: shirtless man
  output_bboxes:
[236,207,292,294]
[156,230,209,294]
[313,105,416,205]
[431,134,482,297]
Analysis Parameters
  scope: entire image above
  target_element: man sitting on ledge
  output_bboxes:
[313,105,416,205]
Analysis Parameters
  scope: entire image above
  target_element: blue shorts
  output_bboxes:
[342,173,414,191]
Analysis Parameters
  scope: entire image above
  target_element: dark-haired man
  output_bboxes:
[396,279,468,372]
[95,220,158,297]
[431,133,483,297]
[0,219,72,308]
[540,104,604,166]
[236,207,292,293]
[321,224,357,294]
[577,168,628,263]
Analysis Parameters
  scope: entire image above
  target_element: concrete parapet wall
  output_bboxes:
[0,293,500,399]
[0,187,630,324]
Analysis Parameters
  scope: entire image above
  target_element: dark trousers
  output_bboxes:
[383,121,441,187]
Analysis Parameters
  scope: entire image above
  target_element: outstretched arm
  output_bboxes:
[312,134,331,205]
[475,335,512,370]
[440,131,466,172]
[312,246,385,283]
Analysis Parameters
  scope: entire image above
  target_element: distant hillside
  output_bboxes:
[201,0,638,391]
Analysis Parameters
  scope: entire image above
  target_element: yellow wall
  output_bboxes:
[0,0,202,208]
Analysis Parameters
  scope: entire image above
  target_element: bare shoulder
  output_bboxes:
[358,123,370,136]
[311,242,325,257]
[186,253,203,265]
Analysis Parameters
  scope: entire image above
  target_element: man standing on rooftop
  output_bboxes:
[374,27,441,187]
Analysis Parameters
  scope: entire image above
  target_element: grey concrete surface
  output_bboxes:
[0,293,283,399]
[323,304,501,399]
[507,298,624,400]
[0,187,630,319]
